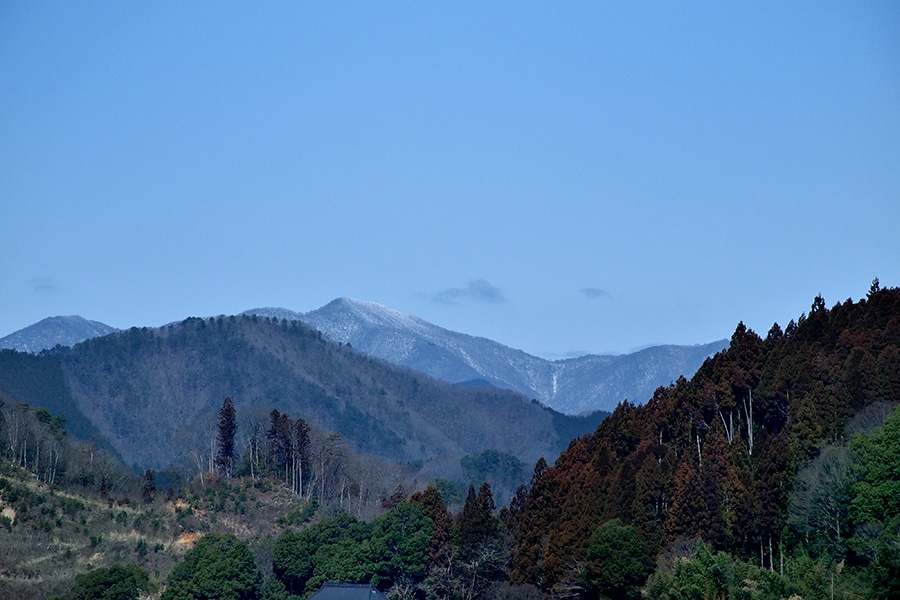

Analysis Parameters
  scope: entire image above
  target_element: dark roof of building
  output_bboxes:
[308,583,389,600]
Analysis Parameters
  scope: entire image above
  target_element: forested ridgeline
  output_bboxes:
[0,314,605,481]
[507,282,900,597]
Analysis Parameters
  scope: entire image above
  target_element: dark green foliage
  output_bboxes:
[461,450,526,504]
[432,478,463,506]
[551,409,610,450]
[461,450,525,486]
[849,405,900,527]
[276,501,317,527]
[162,533,262,600]
[272,503,432,596]
[53,564,153,600]
[645,542,786,600]
[369,501,432,586]
[455,483,498,549]
[868,519,900,600]
[582,520,649,600]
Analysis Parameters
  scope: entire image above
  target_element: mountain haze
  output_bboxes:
[246,298,728,414]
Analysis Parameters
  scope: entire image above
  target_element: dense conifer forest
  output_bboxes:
[507,281,900,599]
[0,282,898,599]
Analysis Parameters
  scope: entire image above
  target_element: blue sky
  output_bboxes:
[2,2,898,357]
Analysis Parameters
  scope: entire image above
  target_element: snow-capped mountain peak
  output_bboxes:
[0,316,120,353]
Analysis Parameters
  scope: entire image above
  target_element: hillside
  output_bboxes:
[508,283,900,594]
[0,316,604,481]
[0,402,320,599]
[248,298,728,414]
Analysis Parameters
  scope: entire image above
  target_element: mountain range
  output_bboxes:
[0,315,606,482]
[251,298,727,414]
[1,299,726,414]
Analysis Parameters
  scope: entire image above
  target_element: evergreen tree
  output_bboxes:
[665,456,708,543]
[141,469,155,504]
[457,484,481,548]
[215,397,237,477]
[291,417,310,496]
[630,445,670,552]
[411,484,453,567]
[162,533,262,600]
[582,519,650,600]
[55,564,153,600]
[457,482,498,549]
[510,456,556,587]
[267,409,294,483]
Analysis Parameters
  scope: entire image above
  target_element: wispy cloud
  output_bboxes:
[579,287,612,300]
[30,277,57,293]
[421,279,507,305]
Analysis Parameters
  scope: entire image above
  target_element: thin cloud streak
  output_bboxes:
[579,287,612,300]
[421,279,507,305]
[30,277,57,293]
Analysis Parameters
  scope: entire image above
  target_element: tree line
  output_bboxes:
[0,398,134,498]
[190,397,409,520]
[506,281,900,599]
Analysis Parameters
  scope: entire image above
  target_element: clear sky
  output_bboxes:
[2,2,898,358]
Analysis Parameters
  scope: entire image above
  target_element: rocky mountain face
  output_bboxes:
[246,298,728,413]
[0,316,119,353]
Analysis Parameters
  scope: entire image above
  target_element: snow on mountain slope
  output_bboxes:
[5,301,726,414]
[0,316,120,353]
[245,299,728,414]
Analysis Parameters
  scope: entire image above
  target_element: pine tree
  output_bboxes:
[410,484,453,567]
[510,457,557,587]
[141,469,156,504]
[457,482,498,548]
[215,397,237,477]
[291,417,310,496]
[631,447,668,552]
[267,409,293,482]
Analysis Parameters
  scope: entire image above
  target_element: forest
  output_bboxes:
[0,282,898,599]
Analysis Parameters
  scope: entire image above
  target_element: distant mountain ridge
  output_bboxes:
[0,316,606,479]
[0,301,726,414]
[0,316,119,353]
[245,298,728,414]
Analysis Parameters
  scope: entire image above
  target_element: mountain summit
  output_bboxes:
[0,316,119,353]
